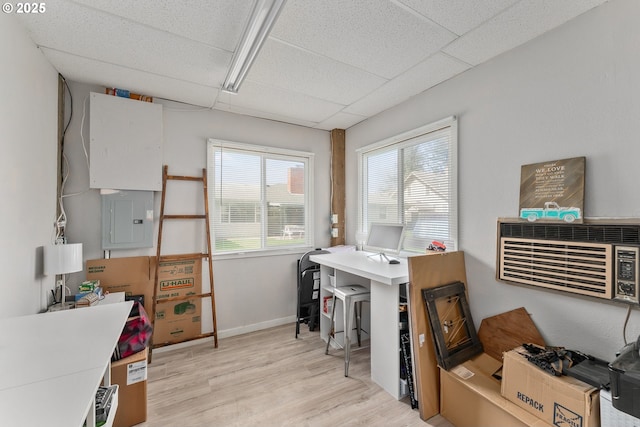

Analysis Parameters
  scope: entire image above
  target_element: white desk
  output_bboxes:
[0,298,133,427]
[310,251,409,399]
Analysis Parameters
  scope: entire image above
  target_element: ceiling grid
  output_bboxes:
[16,0,608,130]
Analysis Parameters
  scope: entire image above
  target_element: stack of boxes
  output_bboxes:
[439,352,553,427]
[86,256,203,345]
[86,255,204,427]
[74,279,102,307]
[439,317,602,427]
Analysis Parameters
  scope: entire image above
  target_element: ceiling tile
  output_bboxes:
[69,0,252,50]
[442,0,609,65]
[41,48,218,107]
[271,0,456,79]
[214,103,319,129]
[16,0,231,86]
[396,0,519,36]
[13,0,612,130]
[217,81,346,124]
[314,111,368,131]
[249,39,387,105]
[345,52,470,117]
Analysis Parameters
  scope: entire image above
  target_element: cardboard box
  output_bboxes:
[501,347,600,427]
[440,352,552,427]
[86,257,154,316]
[86,256,203,311]
[111,347,148,427]
[153,257,202,299]
[153,298,202,344]
[153,256,204,344]
[87,256,205,344]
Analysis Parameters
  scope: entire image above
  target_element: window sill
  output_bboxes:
[211,246,315,261]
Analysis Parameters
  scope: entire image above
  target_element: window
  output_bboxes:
[358,117,457,253]
[207,139,314,254]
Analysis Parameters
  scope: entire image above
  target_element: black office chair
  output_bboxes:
[295,249,329,338]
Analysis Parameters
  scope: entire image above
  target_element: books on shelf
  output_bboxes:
[323,295,333,314]
[79,279,100,292]
[76,292,100,307]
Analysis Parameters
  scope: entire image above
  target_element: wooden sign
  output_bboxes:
[519,156,585,223]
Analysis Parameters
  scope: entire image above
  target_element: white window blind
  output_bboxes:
[207,139,313,254]
[359,117,458,253]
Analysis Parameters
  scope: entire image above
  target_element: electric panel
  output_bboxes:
[101,190,154,250]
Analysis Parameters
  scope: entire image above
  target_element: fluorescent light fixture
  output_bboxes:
[221,0,287,94]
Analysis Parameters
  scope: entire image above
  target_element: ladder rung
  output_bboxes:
[157,253,208,262]
[166,174,203,182]
[152,331,216,349]
[163,214,206,220]
[156,293,212,304]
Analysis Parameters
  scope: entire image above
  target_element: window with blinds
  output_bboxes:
[358,117,458,253]
[207,139,314,254]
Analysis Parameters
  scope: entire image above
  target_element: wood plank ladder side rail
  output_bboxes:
[149,165,218,362]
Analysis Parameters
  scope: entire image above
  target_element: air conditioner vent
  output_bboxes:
[558,227,574,240]
[499,237,612,299]
[499,222,640,245]
[572,226,590,241]
[621,227,640,244]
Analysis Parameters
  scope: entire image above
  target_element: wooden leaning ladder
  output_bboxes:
[149,165,218,361]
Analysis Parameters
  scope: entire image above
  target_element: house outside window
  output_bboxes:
[207,139,314,254]
[358,117,458,253]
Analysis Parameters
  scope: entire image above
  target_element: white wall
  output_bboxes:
[0,14,59,318]
[346,0,640,361]
[62,81,332,337]
[7,0,636,358]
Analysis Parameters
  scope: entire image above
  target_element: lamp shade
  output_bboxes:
[44,243,83,275]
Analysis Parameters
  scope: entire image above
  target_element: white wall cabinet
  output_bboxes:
[89,92,163,191]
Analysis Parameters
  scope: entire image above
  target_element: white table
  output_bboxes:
[0,298,133,427]
[310,251,409,399]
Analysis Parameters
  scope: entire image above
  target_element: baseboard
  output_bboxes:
[152,315,296,354]
[218,315,296,339]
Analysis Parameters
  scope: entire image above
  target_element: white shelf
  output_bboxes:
[0,300,132,427]
[311,251,409,400]
[103,385,119,427]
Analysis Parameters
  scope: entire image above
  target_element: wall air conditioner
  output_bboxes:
[497,219,640,301]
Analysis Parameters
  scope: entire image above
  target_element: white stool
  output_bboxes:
[325,284,370,377]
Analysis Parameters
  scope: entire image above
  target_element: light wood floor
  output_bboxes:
[138,323,454,427]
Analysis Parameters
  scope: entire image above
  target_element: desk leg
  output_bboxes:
[370,280,401,399]
[319,265,332,344]
[87,398,96,427]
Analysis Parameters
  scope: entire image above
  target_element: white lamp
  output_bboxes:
[44,243,83,308]
[221,0,287,94]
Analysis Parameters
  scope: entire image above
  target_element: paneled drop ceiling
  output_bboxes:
[16,0,608,130]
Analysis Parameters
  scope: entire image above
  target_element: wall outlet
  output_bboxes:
[331,228,339,238]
